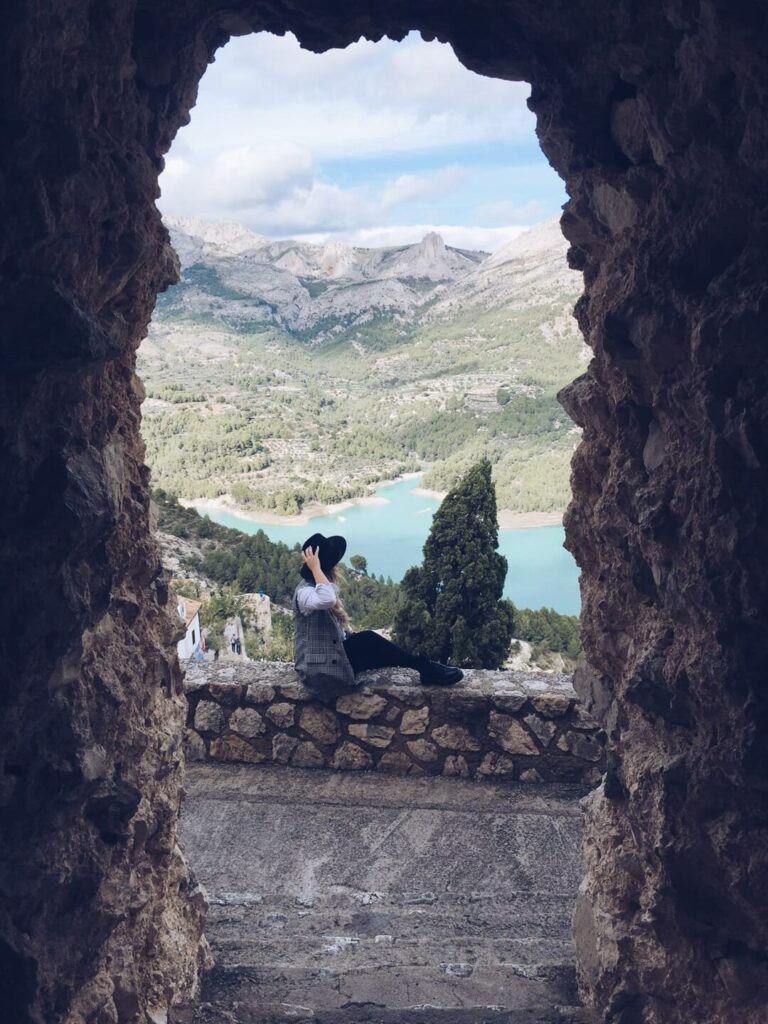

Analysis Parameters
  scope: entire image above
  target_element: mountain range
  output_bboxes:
[161,214,576,342]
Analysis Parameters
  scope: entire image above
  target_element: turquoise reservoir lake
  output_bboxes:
[202,475,581,615]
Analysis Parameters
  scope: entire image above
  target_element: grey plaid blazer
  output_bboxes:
[292,581,357,701]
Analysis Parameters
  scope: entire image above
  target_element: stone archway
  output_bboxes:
[1,2,767,1021]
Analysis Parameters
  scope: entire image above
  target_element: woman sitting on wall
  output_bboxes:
[293,533,462,701]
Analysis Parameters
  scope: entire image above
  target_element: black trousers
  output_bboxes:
[343,630,421,674]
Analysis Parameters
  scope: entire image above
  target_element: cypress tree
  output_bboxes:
[394,459,515,668]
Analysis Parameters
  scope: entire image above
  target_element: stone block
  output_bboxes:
[229,708,266,739]
[266,702,295,728]
[276,681,313,700]
[377,751,414,774]
[245,682,276,705]
[193,701,226,735]
[406,738,439,764]
[400,706,429,735]
[299,706,340,745]
[491,692,527,713]
[184,729,207,762]
[332,742,373,771]
[206,682,243,705]
[335,693,387,719]
[384,705,401,723]
[272,734,299,764]
[478,753,517,777]
[443,755,470,777]
[210,734,264,764]
[519,768,544,782]
[557,730,603,762]
[524,713,557,746]
[570,704,600,730]
[291,742,325,769]
[429,690,482,719]
[431,724,481,751]
[397,687,429,706]
[349,723,395,748]
[530,692,573,716]
[488,712,539,755]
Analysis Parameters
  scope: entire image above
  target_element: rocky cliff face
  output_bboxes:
[0,6,213,1022]
[1,2,767,1023]
[162,214,575,339]
[163,214,486,336]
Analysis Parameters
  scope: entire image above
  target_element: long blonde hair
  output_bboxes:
[327,565,351,633]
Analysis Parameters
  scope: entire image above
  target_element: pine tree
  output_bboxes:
[393,459,515,668]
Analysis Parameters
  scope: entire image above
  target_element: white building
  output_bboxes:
[175,596,203,661]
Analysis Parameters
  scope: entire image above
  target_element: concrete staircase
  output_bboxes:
[174,764,593,1024]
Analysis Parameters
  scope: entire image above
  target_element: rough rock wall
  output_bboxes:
[0,4,214,1022]
[2,1,767,1022]
[553,9,768,1023]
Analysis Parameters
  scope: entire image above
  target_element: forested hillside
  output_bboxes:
[139,217,586,516]
[157,491,402,630]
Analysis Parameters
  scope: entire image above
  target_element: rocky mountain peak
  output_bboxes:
[418,231,446,259]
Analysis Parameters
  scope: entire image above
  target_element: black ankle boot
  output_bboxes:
[416,654,463,686]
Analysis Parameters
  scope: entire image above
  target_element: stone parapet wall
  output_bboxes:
[183,662,605,785]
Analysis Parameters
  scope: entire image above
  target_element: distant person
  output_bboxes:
[293,532,463,701]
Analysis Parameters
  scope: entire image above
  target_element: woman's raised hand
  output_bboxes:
[302,545,322,574]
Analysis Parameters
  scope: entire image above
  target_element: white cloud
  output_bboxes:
[162,156,193,183]
[294,224,532,253]
[210,143,314,205]
[160,157,546,249]
[157,31,564,250]
[171,31,535,161]
[161,142,315,213]
[254,181,373,234]
[381,167,467,208]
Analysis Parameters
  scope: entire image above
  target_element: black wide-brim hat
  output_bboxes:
[300,532,347,577]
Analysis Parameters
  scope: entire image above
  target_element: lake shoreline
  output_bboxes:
[185,493,390,528]
[185,471,563,532]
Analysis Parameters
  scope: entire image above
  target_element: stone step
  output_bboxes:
[183,768,585,902]
[190,961,579,1018]
[177,765,586,1022]
[207,926,574,972]
[205,895,577,951]
[174,1001,595,1024]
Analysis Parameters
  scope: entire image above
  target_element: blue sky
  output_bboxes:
[159,31,566,252]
